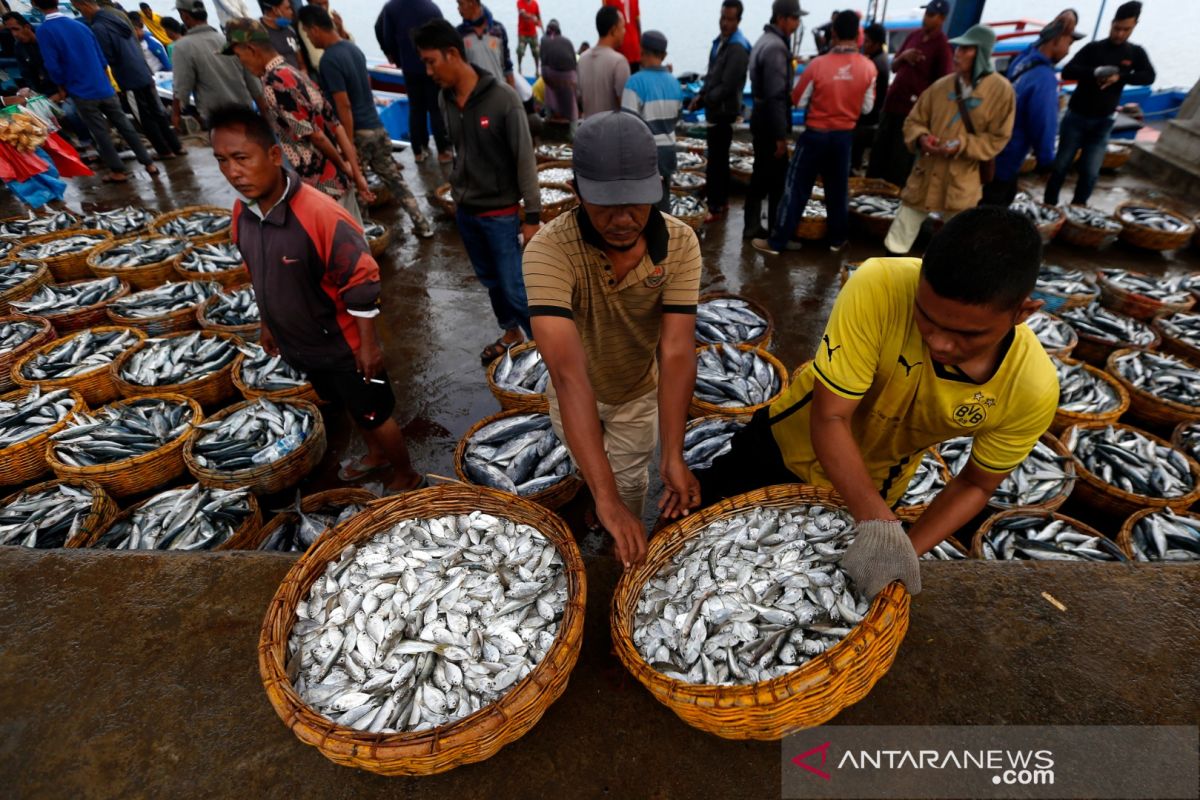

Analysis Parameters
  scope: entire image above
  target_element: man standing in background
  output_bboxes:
[375,0,452,163]
[603,0,641,75]
[539,19,578,131]
[173,0,264,131]
[260,0,309,75]
[516,0,542,76]
[852,22,889,172]
[297,0,352,71]
[128,12,172,74]
[622,31,683,212]
[456,0,515,87]
[578,6,628,118]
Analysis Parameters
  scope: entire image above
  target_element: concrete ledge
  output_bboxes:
[1130,141,1200,204]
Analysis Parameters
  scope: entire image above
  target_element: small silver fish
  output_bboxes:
[1066,425,1194,499]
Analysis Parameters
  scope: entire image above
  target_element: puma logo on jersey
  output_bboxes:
[822,335,842,360]
[898,354,924,376]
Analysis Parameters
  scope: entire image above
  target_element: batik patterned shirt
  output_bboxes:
[261,55,349,199]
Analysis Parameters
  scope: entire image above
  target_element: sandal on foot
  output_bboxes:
[480,337,520,364]
[338,457,389,482]
[384,475,429,497]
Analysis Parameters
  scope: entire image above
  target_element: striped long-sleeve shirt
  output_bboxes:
[621,65,683,151]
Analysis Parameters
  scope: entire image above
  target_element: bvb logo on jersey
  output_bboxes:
[953,392,996,428]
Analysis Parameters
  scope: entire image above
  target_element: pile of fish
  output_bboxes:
[937,436,972,476]
[1067,425,1194,499]
[109,281,218,319]
[1099,269,1192,305]
[10,276,124,317]
[730,155,754,173]
[1060,303,1155,346]
[237,343,308,392]
[1112,350,1200,407]
[671,171,704,190]
[156,209,231,238]
[801,198,826,219]
[1025,311,1076,352]
[78,206,152,236]
[0,319,41,354]
[20,328,141,380]
[94,485,253,550]
[50,396,195,466]
[848,194,901,218]
[363,222,386,242]
[677,152,705,170]
[92,236,188,270]
[538,186,574,206]
[0,387,76,449]
[669,193,706,218]
[1175,421,1200,462]
[0,482,100,548]
[0,240,12,259]
[696,297,769,345]
[463,413,574,496]
[1118,205,1191,233]
[191,398,313,472]
[1010,196,1063,227]
[16,232,108,261]
[695,346,782,408]
[259,493,368,552]
[118,331,238,387]
[1035,265,1098,300]
[633,504,869,685]
[0,261,42,293]
[492,345,548,395]
[287,512,567,733]
[538,167,573,185]
[1156,312,1200,349]
[178,241,242,275]
[683,417,745,470]
[205,286,259,327]
[990,440,1074,507]
[1129,509,1200,561]
[0,210,77,238]
[921,541,966,561]
[676,137,707,152]
[898,452,946,508]
[1064,205,1122,232]
[980,515,1127,561]
[1052,357,1122,414]
[535,143,572,161]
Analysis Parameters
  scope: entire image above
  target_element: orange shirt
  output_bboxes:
[791,49,878,131]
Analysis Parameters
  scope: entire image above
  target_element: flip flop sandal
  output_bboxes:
[384,474,429,497]
[337,457,389,482]
[480,337,516,364]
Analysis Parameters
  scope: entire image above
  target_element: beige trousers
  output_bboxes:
[548,385,659,517]
[883,203,959,254]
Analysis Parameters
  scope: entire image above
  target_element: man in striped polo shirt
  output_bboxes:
[621,30,683,211]
[523,110,702,568]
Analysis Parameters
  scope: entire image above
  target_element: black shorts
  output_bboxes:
[693,407,802,506]
[306,368,396,431]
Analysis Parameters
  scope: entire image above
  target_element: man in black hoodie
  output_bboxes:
[690,0,750,221]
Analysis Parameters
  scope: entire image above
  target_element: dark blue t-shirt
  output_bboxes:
[318,40,382,131]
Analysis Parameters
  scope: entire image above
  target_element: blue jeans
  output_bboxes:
[1043,108,1115,206]
[769,128,853,250]
[455,208,530,335]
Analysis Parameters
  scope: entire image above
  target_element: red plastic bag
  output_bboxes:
[41,132,93,178]
[0,140,49,182]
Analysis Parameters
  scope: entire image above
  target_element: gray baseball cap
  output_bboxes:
[572,111,662,206]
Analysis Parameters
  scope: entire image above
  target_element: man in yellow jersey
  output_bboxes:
[686,206,1059,596]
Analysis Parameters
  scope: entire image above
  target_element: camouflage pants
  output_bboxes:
[355,127,415,206]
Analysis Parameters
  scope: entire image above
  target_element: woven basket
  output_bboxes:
[895,450,950,523]
[612,483,910,739]
[1069,324,1160,368]
[44,392,201,499]
[690,344,789,418]
[669,189,707,231]
[105,283,219,336]
[365,221,393,258]
[87,236,192,291]
[696,292,775,349]
[22,277,131,335]
[110,329,239,409]
[847,177,901,198]
[730,161,754,185]
[535,160,574,185]
[150,205,233,246]
[196,292,259,343]
[1060,421,1200,517]
[0,478,119,549]
[1154,313,1200,366]
[676,153,707,173]
[0,210,79,240]
[849,203,897,239]
[0,387,85,486]
[0,260,51,316]
[986,432,1075,513]
[75,486,262,550]
[15,229,113,282]
[174,256,249,290]
[11,326,146,407]
[453,408,582,510]
[0,314,54,393]
[1022,203,1066,243]
[1102,142,1132,170]
[366,181,393,210]
[522,182,578,224]
[484,340,548,413]
[230,351,319,404]
[1032,312,1078,359]
[670,169,707,196]
[183,397,326,495]
[1116,506,1200,560]
[1057,206,1121,249]
[794,205,828,240]
[1049,358,1129,435]
[1097,270,1195,321]
[251,487,379,550]
[1106,347,1200,430]
[258,484,587,775]
[1116,202,1196,251]
[431,183,456,217]
[970,508,1128,559]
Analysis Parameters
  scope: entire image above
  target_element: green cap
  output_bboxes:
[222,17,271,55]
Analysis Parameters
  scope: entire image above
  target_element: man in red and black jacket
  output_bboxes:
[209,104,425,493]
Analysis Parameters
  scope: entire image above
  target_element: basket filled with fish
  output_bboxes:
[691,343,788,418]
[535,142,573,163]
[1119,507,1200,562]
[611,483,910,739]
[44,393,201,498]
[1025,310,1078,359]
[1156,310,1200,366]
[1049,356,1129,435]
[9,276,129,335]
[921,537,969,561]
[847,177,901,198]
[184,397,327,495]
[0,478,119,549]
[232,343,317,403]
[1096,268,1194,321]
[80,484,262,551]
[521,183,577,224]
[793,197,828,240]
[1101,141,1132,170]
[105,281,219,336]
[431,183,455,217]
[1115,203,1196,251]
[256,488,377,552]
[971,509,1129,561]
[365,175,393,209]
[1106,348,1200,430]
[197,285,260,342]
[677,136,708,154]
[669,190,708,231]
[937,433,1076,513]
[696,293,773,348]
[1061,422,1200,518]
[0,209,78,240]
[77,205,154,238]
[485,340,549,413]
[848,194,901,239]
[1059,302,1158,367]
[363,220,392,258]
[257,483,587,775]
[86,235,192,291]
[535,160,573,187]
[670,169,706,195]
[0,260,51,316]
[1058,205,1123,249]
[683,416,746,474]
[112,329,240,408]
[1031,265,1099,313]
[15,229,113,282]
[894,450,950,522]
[729,155,754,184]
[174,240,248,289]
[1172,419,1200,461]
[13,326,145,406]
[0,386,83,486]
[454,409,582,510]
[676,151,707,173]
[0,315,55,393]
[1009,196,1065,243]
[150,205,233,246]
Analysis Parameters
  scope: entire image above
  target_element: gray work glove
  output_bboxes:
[841,519,922,597]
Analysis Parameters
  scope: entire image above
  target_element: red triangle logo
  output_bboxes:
[791,741,832,781]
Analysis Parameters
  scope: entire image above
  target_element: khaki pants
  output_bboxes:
[548,385,659,517]
[337,188,364,226]
[883,203,959,254]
